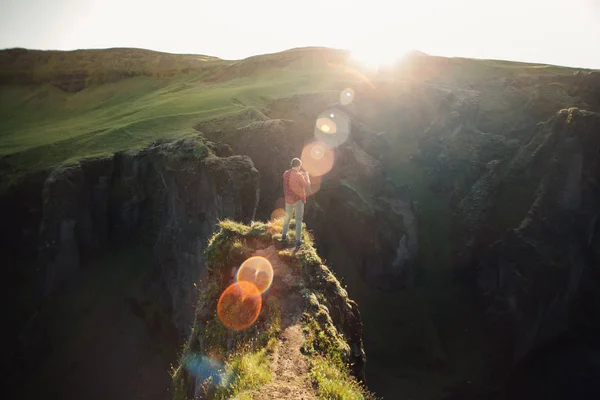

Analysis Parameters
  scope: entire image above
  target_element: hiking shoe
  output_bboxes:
[281,234,287,241]
[295,240,302,247]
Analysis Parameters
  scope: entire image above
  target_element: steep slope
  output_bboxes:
[172,219,373,400]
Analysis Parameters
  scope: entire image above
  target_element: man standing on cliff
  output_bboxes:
[281,157,310,247]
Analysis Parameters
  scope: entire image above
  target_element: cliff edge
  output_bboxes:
[172,219,375,400]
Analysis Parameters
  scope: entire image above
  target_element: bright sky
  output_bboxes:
[1,0,599,69]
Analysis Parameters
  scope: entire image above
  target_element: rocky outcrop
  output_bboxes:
[1,137,259,395]
[108,139,259,335]
[172,220,369,399]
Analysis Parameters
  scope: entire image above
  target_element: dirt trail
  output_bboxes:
[251,246,315,400]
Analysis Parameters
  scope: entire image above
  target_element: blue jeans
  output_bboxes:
[281,200,304,242]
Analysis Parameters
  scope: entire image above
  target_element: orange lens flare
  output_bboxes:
[270,208,286,220]
[217,282,262,331]
[301,141,334,177]
[236,256,274,294]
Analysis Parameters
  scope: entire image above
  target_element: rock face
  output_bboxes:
[0,137,259,393]
[108,139,259,335]
[33,138,258,333]
[309,178,418,291]
[337,61,600,397]
[475,109,600,369]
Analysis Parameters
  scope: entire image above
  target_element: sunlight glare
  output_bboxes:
[350,43,411,70]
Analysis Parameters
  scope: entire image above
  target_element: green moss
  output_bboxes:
[301,307,349,368]
[218,219,252,236]
[205,229,253,273]
[245,221,272,240]
[295,246,322,270]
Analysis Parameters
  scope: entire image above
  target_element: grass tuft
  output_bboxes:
[309,356,374,400]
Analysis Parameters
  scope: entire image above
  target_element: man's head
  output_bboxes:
[290,158,302,171]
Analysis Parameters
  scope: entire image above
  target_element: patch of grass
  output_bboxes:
[301,309,349,367]
[213,349,272,399]
[205,225,254,273]
[309,356,374,400]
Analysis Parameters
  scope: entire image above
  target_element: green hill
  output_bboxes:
[0,47,359,186]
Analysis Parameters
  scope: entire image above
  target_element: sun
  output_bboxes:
[349,41,412,70]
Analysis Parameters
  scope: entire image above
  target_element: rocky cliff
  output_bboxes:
[1,137,259,397]
[475,108,600,370]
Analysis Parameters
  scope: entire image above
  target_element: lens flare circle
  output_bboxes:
[340,88,355,105]
[301,141,334,177]
[310,145,325,160]
[316,117,337,134]
[217,281,262,331]
[182,353,223,383]
[314,109,350,148]
[236,256,274,294]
